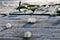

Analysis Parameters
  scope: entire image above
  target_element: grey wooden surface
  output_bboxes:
[0,15,60,40]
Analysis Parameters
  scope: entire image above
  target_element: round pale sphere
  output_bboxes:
[55,6,59,9]
[58,8,60,10]
[50,12,57,15]
[46,5,49,8]
[6,23,12,28]
[25,10,33,14]
[27,18,37,23]
[24,31,31,38]
[6,13,9,16]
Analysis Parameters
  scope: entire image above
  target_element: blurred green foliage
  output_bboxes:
[16,2,38,12]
